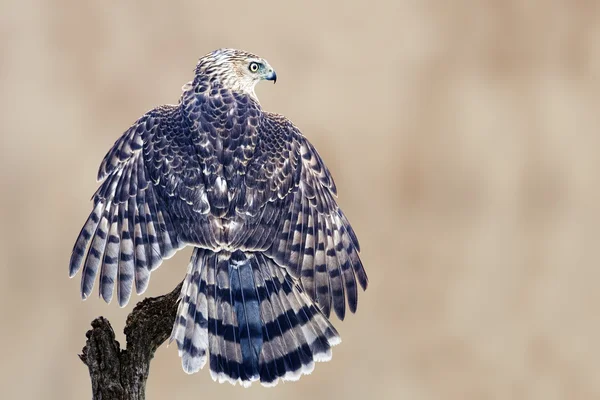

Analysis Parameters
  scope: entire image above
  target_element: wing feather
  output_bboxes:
[69,105,205,306]
[249,112,367,319]
[100,203,121,303]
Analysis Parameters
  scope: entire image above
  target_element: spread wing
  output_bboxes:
[69,105,205,306]
[244,113,368,320]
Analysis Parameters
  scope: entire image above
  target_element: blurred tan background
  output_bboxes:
[1,0,600,399]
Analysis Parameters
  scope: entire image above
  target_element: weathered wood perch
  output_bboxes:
[79,282,183,400]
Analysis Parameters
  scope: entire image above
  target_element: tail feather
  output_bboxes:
[212,258,244,383]
[259,257,308,380]
[205,255,228,382]
[252,258,285,383]
[181,250,209,374]
[171,249,341,387]
[229,255,262,381]
[220,264,244,383]
[271,256,337,361]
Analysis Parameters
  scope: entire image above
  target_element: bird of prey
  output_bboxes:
[69,48,368,387]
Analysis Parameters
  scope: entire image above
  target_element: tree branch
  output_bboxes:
[79,282,183,400]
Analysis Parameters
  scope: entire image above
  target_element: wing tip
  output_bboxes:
[68,263,80,279]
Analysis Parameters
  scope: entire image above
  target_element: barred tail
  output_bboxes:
[170,249,341,387]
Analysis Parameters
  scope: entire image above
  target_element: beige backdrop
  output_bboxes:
[2,1,600,399]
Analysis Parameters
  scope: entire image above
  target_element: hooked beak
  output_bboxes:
[265,69,277,84]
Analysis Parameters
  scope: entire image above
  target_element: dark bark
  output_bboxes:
[79,282,183,400]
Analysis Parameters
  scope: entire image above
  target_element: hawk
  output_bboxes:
[69,48,368,387]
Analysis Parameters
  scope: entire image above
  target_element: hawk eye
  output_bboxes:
[249,62,260,73]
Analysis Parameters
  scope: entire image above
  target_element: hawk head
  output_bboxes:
[195,48,277,100]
